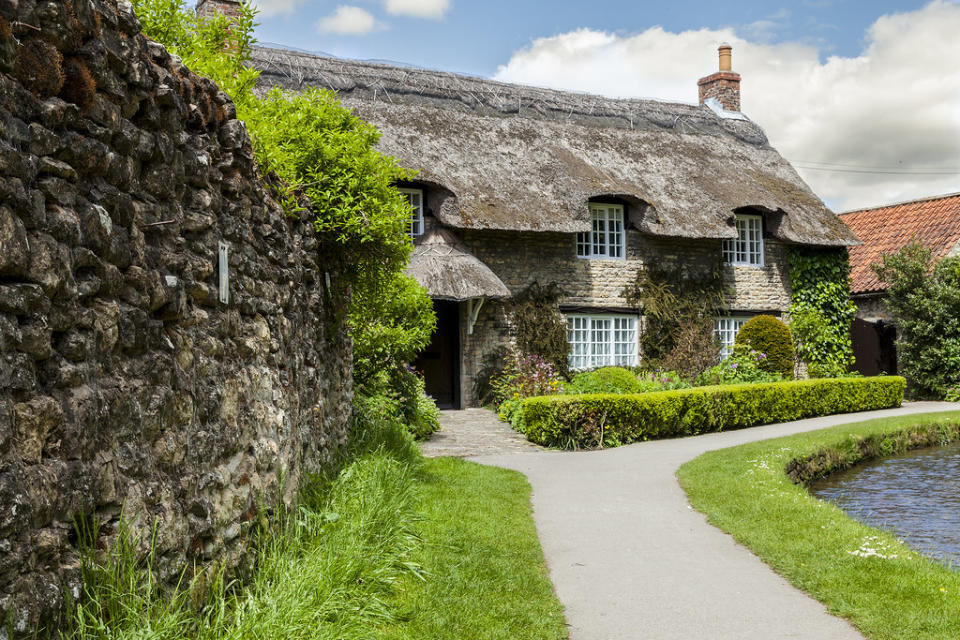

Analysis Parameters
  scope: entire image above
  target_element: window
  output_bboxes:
[400,188,424,238]
[567,315,638,369]
[722,214,763,266]
[715,317,748,359]
[577,203,625,259]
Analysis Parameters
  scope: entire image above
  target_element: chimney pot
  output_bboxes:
[718,43,732,71]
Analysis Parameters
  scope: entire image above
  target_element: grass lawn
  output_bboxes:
[678,410,960,640]
[385,458,567,640]
[65,421,566,640]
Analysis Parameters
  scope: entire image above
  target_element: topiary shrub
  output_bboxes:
[734,315,794,377]
[519,377,906,449]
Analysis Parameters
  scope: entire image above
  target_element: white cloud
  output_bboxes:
[316,5,385,36]
[252,0,306,18]
[384,0,450,19]
[495,1,960,211]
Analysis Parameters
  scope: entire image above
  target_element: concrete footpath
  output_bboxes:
[462,401,960,640]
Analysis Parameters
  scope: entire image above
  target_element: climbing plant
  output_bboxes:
[623,260,726,375]
[511,283,570,377]
[786,247,856,377]
[132,0,435,386]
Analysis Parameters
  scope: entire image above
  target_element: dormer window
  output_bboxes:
[400,188,424,238]
[577,203,625,259]
[723,214,763,266]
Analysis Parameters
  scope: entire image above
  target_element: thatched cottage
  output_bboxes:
[201,1,858,407]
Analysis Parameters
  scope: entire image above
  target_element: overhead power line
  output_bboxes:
[794,164,960,176]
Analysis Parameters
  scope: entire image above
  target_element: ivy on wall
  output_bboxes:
[786,247,857,377]
[511,283,570,377]
[623,260,726,376]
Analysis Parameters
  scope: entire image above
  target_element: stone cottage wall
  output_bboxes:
[0,0,352,632]
[457,228,792,405]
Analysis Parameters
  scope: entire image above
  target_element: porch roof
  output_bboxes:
[405,228,511,301]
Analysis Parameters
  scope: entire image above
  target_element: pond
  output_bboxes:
[810,440,960,569]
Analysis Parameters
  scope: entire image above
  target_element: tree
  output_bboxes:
[873,242,960,397]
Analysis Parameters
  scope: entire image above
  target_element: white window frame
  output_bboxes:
[567,314,638,370]
[577,203,625,260]
[723,214,764,266]
[715,316,749,359]
[400,188,424,238]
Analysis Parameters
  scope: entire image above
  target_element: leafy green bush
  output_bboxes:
[873,243,960,398]
[787,248,856,376]
[734,315,794,377]
[359,367,440,441]
[517,377,905,449]
[351,272,435,386]
[695,345,782,386]
[567,367,651,394]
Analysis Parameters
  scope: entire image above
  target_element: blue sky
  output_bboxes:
[253,0,930,76]
[247,0,960,210]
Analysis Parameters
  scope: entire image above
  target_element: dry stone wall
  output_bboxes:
[0,0,352,633]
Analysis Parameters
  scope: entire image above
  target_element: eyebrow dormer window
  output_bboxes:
[400,188,424,238]
[723,214,763,266]
[577,203,625,259]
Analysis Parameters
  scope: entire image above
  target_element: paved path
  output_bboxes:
[420,408,548,457]
[433,402,960,640]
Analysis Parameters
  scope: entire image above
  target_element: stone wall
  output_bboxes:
[455,226,793,405]
[0,0,352,633]
[854,294,893,322]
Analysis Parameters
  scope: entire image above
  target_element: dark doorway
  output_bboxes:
[414,300,461,409]
[852,318,898,376]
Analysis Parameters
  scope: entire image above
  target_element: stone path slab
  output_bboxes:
[427,402,960,639]
[420,408,549,458]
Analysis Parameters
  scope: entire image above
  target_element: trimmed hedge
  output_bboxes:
[517,376,906,449]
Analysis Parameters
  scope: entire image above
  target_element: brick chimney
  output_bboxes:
[698,44,741,112]
[196,0,241,20]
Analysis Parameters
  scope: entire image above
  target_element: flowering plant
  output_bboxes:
[695,345,782,386]
[490,351,565,406]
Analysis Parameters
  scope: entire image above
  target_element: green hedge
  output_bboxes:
[518,377,906,449]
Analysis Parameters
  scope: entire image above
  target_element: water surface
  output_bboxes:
[810,440,960,568]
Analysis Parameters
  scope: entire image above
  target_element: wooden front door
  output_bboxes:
[852,318,898,376]
[415,300,461,409]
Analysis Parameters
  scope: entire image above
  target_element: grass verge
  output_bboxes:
[677,410,960,640]
[384,458,567,640]
[64,411,566,640]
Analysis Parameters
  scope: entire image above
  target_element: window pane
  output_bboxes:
[577,231,590,257]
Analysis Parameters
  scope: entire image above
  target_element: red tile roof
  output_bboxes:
[839,192,960,295]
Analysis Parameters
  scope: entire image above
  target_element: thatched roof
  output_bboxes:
[251,47,858,247]
[405,228,511,300]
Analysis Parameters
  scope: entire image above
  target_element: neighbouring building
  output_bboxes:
[840,192,960,376]
[209,3,860,407]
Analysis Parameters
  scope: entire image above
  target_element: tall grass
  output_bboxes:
[64,401,424,640]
